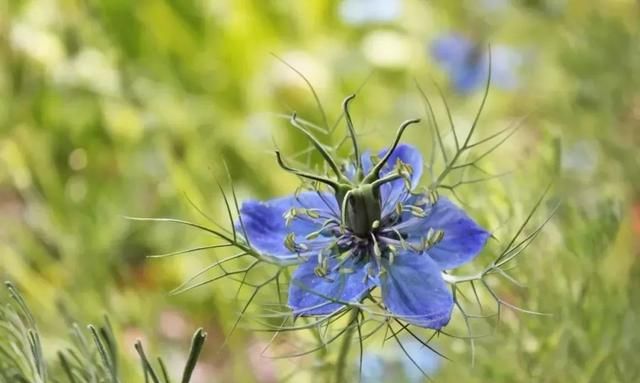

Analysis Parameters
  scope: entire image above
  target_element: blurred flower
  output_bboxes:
[247,340,278,383]
[159,310,190,340]
[68,148,88,171]
[561,139,599,176]
[632,202,640,237]
[400,339,442,382]
[238,124,489,328]
[54,49,121,96]
[361,353,385,382]
[339,0,402,25]
[361,30,412,69]
[430,33,524,94]
[362,338,442,382]
[10,22,65,67]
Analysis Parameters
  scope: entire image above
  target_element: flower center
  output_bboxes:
[344,184,381,238]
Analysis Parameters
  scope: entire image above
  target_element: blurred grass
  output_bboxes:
[1,0,639,382]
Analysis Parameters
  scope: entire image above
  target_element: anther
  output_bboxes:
[407,205,427,218]
[426,228,445,248]
[284,233,308,253]
[429,190,439,205]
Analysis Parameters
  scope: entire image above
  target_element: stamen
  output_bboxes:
[339,267,354,275]
[429,189,439,205]
[305,209,321,219]
[364,263,377,283]
[285,207,323,227]
[284,233,308,253]
[387,244,397,265]
[370,233,383,269]
[332,248,355,273]
[396,159,414,176]
[405,205,427,218]
[395,202,403,217]
[284,208,298,226]
[387,228,408,250]
[305,220,339,240]
[426,228,445,248]
[314,255,329,278]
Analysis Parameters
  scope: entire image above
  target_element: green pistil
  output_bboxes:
[343,184,381,237]
[275,96,422,240]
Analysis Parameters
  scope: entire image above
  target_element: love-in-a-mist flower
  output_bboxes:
[238,96,490,329]
[430,33,523,94]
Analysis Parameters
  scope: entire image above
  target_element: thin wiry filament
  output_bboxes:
[342,94,361,177]
[369,172,405,190]
[290,113,348,183]
[363,118,421,183]
[275,151,339,190]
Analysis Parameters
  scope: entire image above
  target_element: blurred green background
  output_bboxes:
[1,0,639,381]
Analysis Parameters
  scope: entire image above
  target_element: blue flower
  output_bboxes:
[361,338,442,382]
[430,33,523,94]
[238,103,489,330]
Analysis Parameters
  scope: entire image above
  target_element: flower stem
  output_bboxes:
[335,308,359,383]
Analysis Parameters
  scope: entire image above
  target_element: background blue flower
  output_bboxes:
[430,33,524,93]
[361,338,442,382]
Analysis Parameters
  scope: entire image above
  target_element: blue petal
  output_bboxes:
[238,192,338,260]
[401,197,489,269]
[489,45,523,90]
[452,64,485,93]
[430,33,486,93]
[288,257,374,316]
[380,252,453,329]
[344,150,374,182]
[430,33,474,71]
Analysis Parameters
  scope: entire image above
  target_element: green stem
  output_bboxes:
[335,309,359,383]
